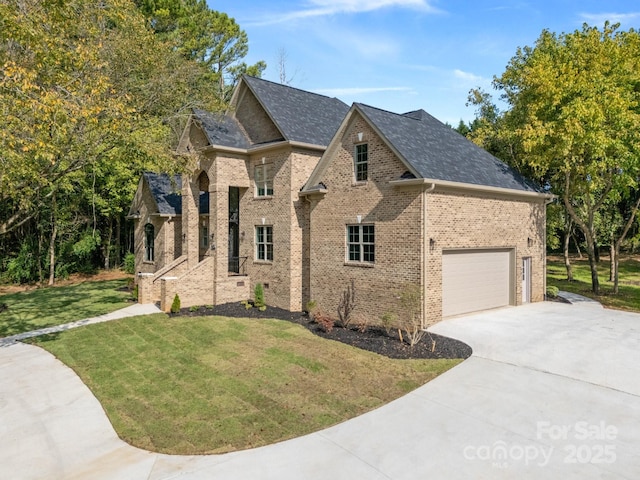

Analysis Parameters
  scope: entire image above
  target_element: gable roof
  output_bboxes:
[242,76,349,147]
[354,104,542,193]
[131,173,210,217]
[192,109,251,150]
[142,173,182,215]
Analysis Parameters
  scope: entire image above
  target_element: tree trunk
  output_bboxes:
[612,195,640,294]
[572,231,583,259]
[563,220,573,281]
[609,240,615,282]
[37,228,44,285]
[48,195,57,286]
[585,242,600,294]
[115,216,122,268]
[613,246,620,294]
[104,218,113,270]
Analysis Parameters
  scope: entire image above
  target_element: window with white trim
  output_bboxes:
[255,164,274,196]
[347,225,374,263]
[255,225,273,261]
[354,144,368,182]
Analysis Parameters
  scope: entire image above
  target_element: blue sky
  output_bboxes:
[209,0,640,125]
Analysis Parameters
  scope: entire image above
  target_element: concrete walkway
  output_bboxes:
[1,300,640,479]
[0,303,162,347]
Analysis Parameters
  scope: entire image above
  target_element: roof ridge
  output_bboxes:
[355,102,423,122]
[244,75,346,104]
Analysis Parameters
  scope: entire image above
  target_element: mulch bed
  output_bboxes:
[171,302,472,360]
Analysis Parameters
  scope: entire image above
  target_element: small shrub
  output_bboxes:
[205,305,214,309]
[313,308,334,333]
[170,294,181,313]
[132,284,139,302]
[245,302,253,310]
[546,285,559,298]
[254,283,265,308]
[189,305,198,312]
[337,280,356,328]
[398,284,425,347]
[381,312,396,334]
[353,313,369,333]
[124,252,136,274]
[258,305,267,312]
[306,300,318,315]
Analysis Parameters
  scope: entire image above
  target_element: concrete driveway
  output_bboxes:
[1,300,639,479]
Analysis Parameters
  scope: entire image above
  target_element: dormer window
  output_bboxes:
[355,144,368,182]
[255,164,274,197]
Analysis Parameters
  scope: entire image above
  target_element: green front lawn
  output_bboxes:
[0,279,132,337]
[547,256,640,311]
[33,314,460,454]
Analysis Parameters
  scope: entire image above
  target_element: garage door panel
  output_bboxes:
[442,250,512,317]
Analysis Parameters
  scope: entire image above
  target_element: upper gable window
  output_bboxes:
[354,144,368,182]
[255,164,274,197]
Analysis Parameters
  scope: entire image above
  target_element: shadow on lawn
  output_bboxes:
[0,280,129,338]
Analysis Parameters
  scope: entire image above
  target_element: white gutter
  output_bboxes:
[200,140,327,156]
[389,177,554,200]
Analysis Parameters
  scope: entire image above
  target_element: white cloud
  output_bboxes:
[313,86,414,96]
[579,12,640,25]
[453,69,484,83]
[247,0,441,26]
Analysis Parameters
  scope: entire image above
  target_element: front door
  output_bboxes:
[522,257,531,304]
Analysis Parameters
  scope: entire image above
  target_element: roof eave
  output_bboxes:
[199,139,326,156]
[389,177,554,200]
[298,188,328,198]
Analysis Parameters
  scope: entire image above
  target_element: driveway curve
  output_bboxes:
[1,301,639,479]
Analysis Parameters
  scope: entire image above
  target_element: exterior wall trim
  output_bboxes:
[390,177,554,201]
[200,140,326,156]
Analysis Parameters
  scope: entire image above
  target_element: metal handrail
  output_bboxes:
[229,256,248,275]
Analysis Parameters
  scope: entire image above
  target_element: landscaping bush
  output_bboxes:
[254,283,265,309]
[337,280,356,328]
[398,284,426,348]
[381,312,397,334]
[546,285,559,298]
[314,309,335,333]
[171,294,181,313]
[124,252,135,274]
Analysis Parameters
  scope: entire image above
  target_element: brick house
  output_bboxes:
[130,76,551,324]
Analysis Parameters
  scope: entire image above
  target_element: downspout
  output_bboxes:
[422,183,435,328]
[543,196,555,300]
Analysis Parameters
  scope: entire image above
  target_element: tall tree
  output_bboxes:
[136,0,266,102]
[0,0,220,282]
[469,23,640,294]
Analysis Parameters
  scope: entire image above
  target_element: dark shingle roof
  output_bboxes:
[243,76,349,146]
[142,173,210,215]
[356,104,542,193]
[192,109,250,149]
[144,173,182,215]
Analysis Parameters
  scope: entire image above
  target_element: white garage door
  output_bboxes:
[442,249,512,317]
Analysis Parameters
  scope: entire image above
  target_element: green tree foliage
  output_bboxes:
[0,0,260,284]
[468,23,640,294]
[136,0,266,102]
